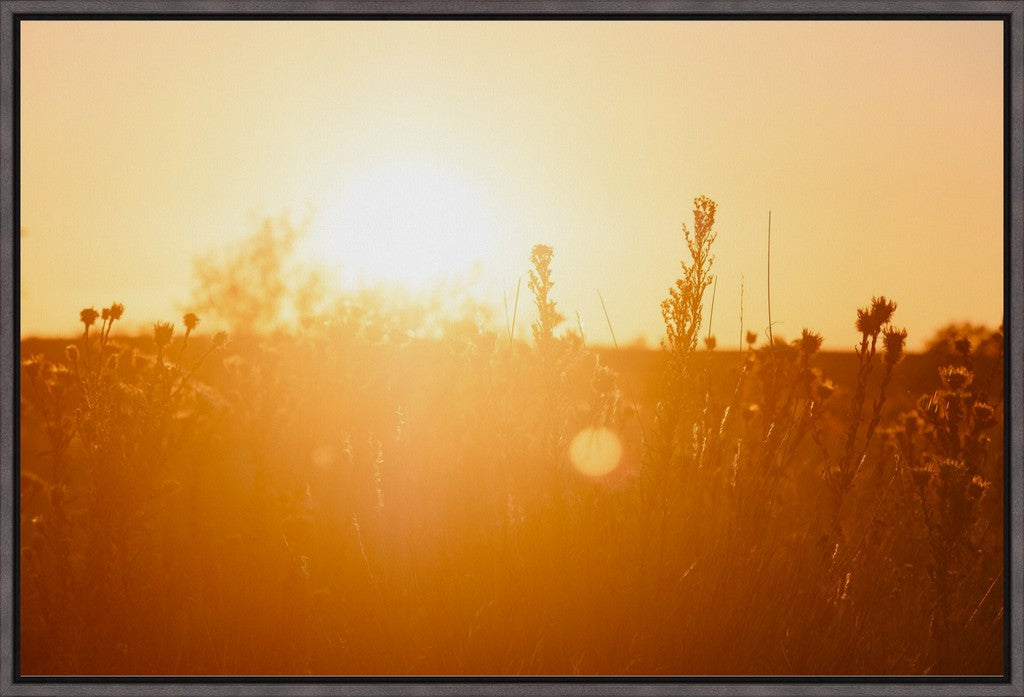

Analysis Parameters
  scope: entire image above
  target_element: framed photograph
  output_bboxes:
[2,2,1021,695]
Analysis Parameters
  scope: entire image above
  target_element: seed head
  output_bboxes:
[871,296,897,327]
[704,335,717,351]
[939,365,973,392]
[883,326,908,367]
[910,466,932,488]
[212,331,229,349]
[153,322,174,348]
[22,356,45,381]
[855,296,897,338]
[745,330,758,346]
[183,312,200,331]
[64,344,79,364]
[108,303,125,320]
[968,474,990,500]
[80,307,100,328]
[50,364,72,387]
[795,329,823,357]
[973,401,995,429]
[855,308,875,337]
[101,307,110,321]
[937,457,966,484]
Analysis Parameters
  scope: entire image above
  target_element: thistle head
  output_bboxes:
[937,457,967,484]
[871,296,897,327]
[183,312,200,331]
[855,296,897,338]
[108,303,125,320]
[968,474,990,501]
[745,330,758,346]
[855,308,874,337]
[704,335,717,351]
[153,321,174,348]
[49,364,72,388]
[22,355,46,381]
[939,365,973,392]
[972,401,996,429]
[882,326,908,367]
[80,307,100,328]
[795,329,823,357]
[910,466,932,488]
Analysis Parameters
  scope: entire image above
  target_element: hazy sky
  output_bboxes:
[20,20,1004,349]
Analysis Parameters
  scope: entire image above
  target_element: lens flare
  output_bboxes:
[569,426,623,478]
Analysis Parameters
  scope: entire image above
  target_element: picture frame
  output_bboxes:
[1,1,1021,695]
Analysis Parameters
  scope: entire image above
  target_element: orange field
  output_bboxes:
[17,198,1005,676]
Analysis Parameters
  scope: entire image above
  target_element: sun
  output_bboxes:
[308,157,503,292]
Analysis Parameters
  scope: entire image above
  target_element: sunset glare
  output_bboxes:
[16,16,1007,679]
[20,20,1003,348]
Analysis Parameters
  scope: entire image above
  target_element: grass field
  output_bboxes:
[18,201,1004,676]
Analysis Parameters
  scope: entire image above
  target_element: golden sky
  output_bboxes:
[20,20,1004,349]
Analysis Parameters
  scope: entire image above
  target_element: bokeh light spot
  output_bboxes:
[569,427,623,478]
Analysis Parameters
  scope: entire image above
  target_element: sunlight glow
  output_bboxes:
[308,158,501,291]
[570,427,623,478]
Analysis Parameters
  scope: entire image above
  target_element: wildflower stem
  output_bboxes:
[739,276,744,350]
[853,361,896,479]
[177,327,193,364]
[599,288,647,446]
[511,276,521,347]
[766,210,773,347]
[840,332,875,488]
[597,290,618,349]
[706,275,717,341]
[80,328,88,371]
[169,342,220,401]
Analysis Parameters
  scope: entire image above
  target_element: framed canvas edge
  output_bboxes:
[0,1,1021,695]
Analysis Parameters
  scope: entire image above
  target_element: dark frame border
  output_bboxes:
[1,2,1021,695]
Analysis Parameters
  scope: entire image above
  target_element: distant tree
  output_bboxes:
[191,217,315,336]
[925,321,1003,359]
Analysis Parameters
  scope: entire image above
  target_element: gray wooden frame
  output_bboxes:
[1,2,1021,695]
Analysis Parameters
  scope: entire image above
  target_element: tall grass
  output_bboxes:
[19,200,1004,675]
